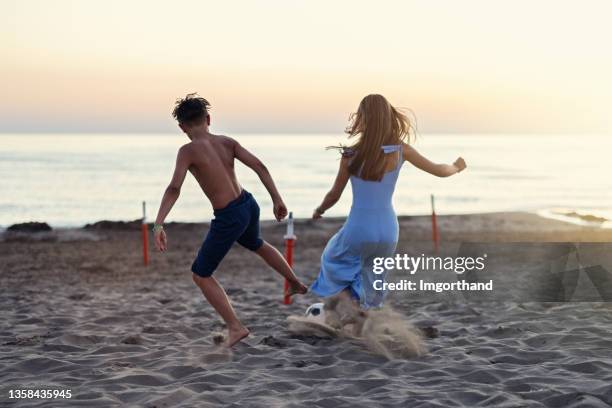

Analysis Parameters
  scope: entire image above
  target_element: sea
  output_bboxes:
[1,133,610,228]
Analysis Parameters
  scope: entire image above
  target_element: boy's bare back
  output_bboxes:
[180,134,243,209]
[172,132,283,215]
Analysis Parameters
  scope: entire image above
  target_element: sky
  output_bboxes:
[1,0,611,134]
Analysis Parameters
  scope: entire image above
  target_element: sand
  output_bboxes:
[1,212,612,407]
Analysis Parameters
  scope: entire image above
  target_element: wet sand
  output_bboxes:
[1,212,612,407]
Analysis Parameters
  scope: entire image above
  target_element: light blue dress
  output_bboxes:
[311,145,403,308]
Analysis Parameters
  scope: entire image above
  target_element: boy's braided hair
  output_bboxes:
[172,93,211,125]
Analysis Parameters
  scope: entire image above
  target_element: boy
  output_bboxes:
[153,93,307,347]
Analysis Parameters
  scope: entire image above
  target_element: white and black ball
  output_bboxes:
[305,302,325,323]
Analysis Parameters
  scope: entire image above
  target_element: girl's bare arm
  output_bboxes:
[403,144,466,177]
[313,157,350,218]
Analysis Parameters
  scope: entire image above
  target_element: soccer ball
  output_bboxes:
[305,302,325,322]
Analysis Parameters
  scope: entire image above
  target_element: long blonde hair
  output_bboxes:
[345,94,414,181]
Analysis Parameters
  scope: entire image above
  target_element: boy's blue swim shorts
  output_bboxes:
[191,190,264,277]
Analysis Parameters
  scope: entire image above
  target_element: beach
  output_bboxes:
[2,212,612,407]
[4,0,612,406]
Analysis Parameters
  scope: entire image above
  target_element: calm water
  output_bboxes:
[0,134,611,227]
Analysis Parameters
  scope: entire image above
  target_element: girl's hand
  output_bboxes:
[154,229,167,252]
[312,208,323,220]
[453,157,466,173]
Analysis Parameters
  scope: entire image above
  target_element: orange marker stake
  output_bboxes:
[431,194,439,253]
[142,201,149,266]
[283,212,296,305]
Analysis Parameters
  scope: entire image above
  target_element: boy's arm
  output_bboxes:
[154,146,190,251]
[234,140,287,221]
[403,144,466,177]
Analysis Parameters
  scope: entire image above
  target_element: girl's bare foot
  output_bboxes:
[227,325,250,347]
[286,280,308,297]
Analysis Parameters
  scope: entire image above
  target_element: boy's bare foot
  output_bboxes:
[227,325,250,347]
[286,280,308,297]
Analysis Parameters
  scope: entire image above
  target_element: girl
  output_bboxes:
[311,94,466,309]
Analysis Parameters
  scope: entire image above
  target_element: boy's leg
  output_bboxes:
[255,241,308,295]
[192,274,249,347]
[235,193,307,296]
[192,214,251,347]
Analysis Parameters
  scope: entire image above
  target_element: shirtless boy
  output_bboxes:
[153,93,308,347]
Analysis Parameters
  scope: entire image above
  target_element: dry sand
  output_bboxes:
[1,212,612,407]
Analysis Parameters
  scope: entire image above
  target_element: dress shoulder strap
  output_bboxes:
[381,145,404,170]
[381,145,401,154]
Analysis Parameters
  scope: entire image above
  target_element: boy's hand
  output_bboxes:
[453,157,466,173]
[154,229,167,252]
[273,200,288,221]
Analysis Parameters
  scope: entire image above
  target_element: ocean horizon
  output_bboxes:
[1,133,610,228]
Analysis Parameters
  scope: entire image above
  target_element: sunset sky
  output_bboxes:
[2,0,611,134]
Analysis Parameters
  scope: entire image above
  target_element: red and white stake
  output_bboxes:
[142,201,149,266]
[283,212,296,305]
[431,194,439,252]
